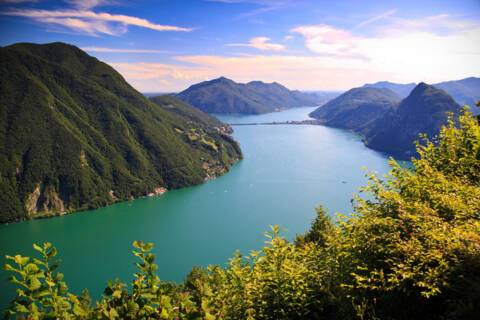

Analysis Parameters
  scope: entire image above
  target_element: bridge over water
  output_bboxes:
[228,120,324,126]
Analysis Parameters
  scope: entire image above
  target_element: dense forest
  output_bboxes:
[4,107,479,319]
[0,43,242,223]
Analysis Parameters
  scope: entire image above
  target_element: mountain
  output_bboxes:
[0,42,242,223]
[364,83,462,159]
[176,77,320,114]
[310,83,463,159]
[364,77,480,113]
[309,87,401,134]
[363,81,416,98]
[434,77,480,109]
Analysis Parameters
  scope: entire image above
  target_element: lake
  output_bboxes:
[0,107,391,310]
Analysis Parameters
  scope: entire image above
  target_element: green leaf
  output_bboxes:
[24,263,39,274]
[4,263,17,272]
[112,290,122,299]
[109,308,119,319]
[14,255,29,266]
[46,279,55,287]
[132,240,142,249]
[29,277,42,290]
[33,243,43,253]
[14,303,29,313]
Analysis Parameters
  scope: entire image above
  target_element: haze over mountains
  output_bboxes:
[364,77,480,112]
[176,77,322,114]
[310,82,464,159]
[0,43,241,223]
[363,82,416,98]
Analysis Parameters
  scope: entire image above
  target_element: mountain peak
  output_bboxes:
[211,76,233,83]
[177,78,320,114]
[407,82,451,103]
[3,42,102,78]
[411,82,431,94]
[247,80,265,85]
[7,42,87,57]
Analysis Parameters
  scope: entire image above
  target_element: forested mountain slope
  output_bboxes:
[0,42,241,223]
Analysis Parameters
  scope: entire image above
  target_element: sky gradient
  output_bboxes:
[1,0,479,92]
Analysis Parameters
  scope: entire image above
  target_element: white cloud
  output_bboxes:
[66,0,111,10]
[41,17,123,35]
[98,12,479,93]
[2,8,193,36]
[291,24,364,59]
[292,15,480,81]
[227,36,286,51]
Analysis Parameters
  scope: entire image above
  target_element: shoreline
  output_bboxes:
[1,157,241,226]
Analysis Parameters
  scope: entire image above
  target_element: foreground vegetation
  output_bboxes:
[4,108,479,319]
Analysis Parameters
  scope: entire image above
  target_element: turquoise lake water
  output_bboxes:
[0,107,392,310]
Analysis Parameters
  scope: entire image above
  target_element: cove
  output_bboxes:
[0,107,391,310]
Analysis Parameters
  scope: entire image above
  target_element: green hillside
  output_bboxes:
[0,42,242,223]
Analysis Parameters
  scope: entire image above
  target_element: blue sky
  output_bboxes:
[1,0,479,92]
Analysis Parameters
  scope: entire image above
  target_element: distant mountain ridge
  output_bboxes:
[363,81,416,98]
[310,83,463,159]
[176,77,321,114]
[364,77,479,112]
[0,42,242,223]
[434,77,480,110]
